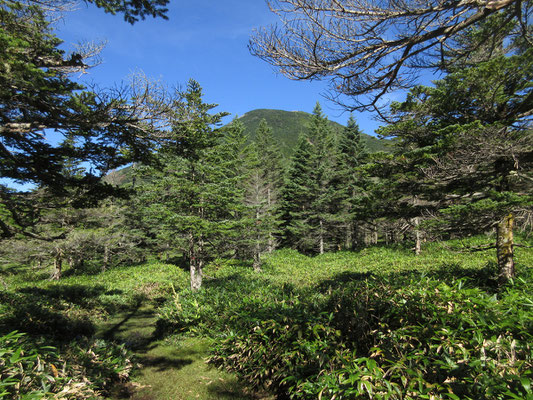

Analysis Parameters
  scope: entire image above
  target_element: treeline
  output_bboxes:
[2,74,532,291]
[1,1,532,290]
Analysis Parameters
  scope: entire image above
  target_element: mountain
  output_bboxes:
[105,109,391,185]
[237,109,390,157]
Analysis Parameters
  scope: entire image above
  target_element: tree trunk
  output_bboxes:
[267,188,275,253]
[268,233,274,254]
[189,234,203,291]
[319,219,324,254]
[50,249,62,280]
[345,222,353,250]
[412,196,421,255]
[497,213,515,283]
[102,245,109,272]
[253,246,262,273]
[254,207,262,272]
[414,216,421,255]
[190,257,203,291]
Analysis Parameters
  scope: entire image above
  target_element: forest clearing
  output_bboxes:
[1,0,532,398]
[1,237,532,399]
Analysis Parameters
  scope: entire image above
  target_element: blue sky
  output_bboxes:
[55,0,386,136]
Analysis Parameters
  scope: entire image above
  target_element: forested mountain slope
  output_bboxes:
[105,108,389,185]
[238,109,389,156]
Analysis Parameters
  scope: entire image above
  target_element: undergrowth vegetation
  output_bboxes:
[157,238,533,400]
[0,331,133,399]
[1,237,532,399]
[0,261,188,399]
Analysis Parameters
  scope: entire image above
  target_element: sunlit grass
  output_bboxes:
[2,234,531,399]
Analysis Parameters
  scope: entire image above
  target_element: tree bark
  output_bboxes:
[102,245,109,272]
[372,225,378,245]
[319,219,324,254]
[254,208,263,272]
[411,195,422,255]
[253,247,262,273]
[414,216,421,255]
[50,248,62,280]
[189,234,203,291]
[345,222,353,250]
[267,188,275,253]
[497,213,515,283]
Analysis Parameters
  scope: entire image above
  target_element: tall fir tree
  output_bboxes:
[213,118,253,259]
[281,102,342,254]
[136,80,232,291]
[244,119,284,270]
[280,133,316,252]
[337,115,370,249]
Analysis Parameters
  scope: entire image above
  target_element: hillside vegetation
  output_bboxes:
[237,109,389,156]
[104,108,389,186]
[2,1,532,399]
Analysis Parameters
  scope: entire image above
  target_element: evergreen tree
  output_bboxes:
[308,103,344,253]
[337,115,370,249]
[244,119,284,270]
[0,0,169,239]
[212,118,253,259]
[281,103,342,254]
[0,0,164,191]
[378,19,533,280]
[136,81,254,290]
[279,133,313,252]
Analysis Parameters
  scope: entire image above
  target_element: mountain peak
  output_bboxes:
[237,108,388,156]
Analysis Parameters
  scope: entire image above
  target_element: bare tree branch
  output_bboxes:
[250,0,531,113]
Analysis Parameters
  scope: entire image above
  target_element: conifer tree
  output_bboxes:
[337,115,370,249]
[309,103,344,253]
[212,119,253,259]
[378,18,533,280]
[281,102,342,253]
[280,134,316,252]
[0,0,170,239]
[136,80,229,291]
[245,119,284,270]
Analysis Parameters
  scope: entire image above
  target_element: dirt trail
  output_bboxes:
[97,304,263,400]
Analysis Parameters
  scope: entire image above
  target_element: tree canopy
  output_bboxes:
[250,0,532,114]
[0,0,173,239]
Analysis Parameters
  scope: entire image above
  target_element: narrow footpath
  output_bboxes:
[96,303,269,400]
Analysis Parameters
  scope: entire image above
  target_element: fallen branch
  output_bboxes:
[439,242,496,253]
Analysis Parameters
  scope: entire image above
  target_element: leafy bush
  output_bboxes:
[0,331,134,399]
[156,270,294,336]
[207,269,533,399]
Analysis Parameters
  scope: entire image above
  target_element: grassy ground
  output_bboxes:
[0,261,263,399]
[1,234,532,399]
[96,305,266,400]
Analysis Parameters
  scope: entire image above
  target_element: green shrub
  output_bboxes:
[208,271,533,399]
[0,331,59,399]
[0,331,134,399]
